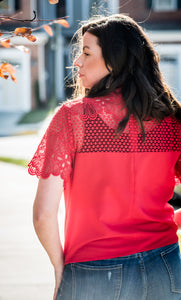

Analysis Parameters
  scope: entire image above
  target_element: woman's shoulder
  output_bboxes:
[50,98,85,121]
[54,91,124,118]
[62,98,84,109]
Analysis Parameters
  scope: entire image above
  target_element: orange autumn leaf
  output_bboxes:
[54,19,69,28]
[1,63,17,81]
[26,34,36,42]
[0,39,11,48]
[0,63,17,83]
[48,0,59,4]
[1,63,15,73]
[10,74,17,83]
[43,25,53,36]
[0,69,8,80]
[14,27,36,42]
[14,27,32,36]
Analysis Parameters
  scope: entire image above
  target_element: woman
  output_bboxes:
[28,14,181,300]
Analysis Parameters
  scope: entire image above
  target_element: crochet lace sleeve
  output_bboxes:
[175,155,181,185]
[28,104,74,183]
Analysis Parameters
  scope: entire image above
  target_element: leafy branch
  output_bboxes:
[0,0,68,82]
[0,10,37,22]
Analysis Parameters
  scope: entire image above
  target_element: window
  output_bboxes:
[0,0,15,14]
[81,0,119,22]
[152,0,177,11]
[56,0,66,18]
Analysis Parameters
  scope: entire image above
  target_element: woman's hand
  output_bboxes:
[53,267,64,300]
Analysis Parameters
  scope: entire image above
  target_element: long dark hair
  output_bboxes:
[73,14,181,137]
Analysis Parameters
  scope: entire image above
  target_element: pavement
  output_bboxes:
[0,115,64,300]
[0,161,54,300]
[0,111,52,160]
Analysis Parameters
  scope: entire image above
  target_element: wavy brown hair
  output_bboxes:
[72,14,181,138]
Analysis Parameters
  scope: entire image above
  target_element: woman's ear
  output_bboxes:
[106,73,113,89]
[106,64,112,73]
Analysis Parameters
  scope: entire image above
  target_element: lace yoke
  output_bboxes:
[28,90,181,186]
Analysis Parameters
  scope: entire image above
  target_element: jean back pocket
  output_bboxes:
[71,263,122,300]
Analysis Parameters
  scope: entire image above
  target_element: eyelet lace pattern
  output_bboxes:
[28,90,181,185]
[28,105,74,183]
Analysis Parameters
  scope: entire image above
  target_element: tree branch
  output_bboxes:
[0,10,37,22]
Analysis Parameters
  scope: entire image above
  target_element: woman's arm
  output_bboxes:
[33,174,64,300]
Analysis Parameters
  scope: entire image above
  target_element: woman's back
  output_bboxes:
[29,13,181,299]
[29,89,181,264]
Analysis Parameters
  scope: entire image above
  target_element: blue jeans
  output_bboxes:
[56,243,181,300]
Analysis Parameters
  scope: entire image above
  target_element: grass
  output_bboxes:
[18,97,58,125]
[18,108,53,124]
[0,157,29,167]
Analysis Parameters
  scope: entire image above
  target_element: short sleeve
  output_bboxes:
[175,155,181,185]
[28,104,74,183]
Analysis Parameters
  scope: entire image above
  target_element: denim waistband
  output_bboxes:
[72,242,179,267]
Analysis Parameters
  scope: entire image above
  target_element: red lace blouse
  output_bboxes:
[28,90,181,264]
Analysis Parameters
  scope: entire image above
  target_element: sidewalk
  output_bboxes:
[0,111,52,160]
[0,134,42,160]
[0,117,64,299]
[0,162,54,300]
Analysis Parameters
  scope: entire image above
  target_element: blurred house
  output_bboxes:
[0,0,119,113]
[0,0,180,114]
[0,0,49,112]
[119,0,181,101]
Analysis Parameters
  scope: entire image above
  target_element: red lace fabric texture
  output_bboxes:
[28,105,74,181]
[28,90,181,185]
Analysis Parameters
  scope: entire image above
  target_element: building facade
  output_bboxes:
[119,0,181,101]
[0,0,119,112]
[0,0,50,112]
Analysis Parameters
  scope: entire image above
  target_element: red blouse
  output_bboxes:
[28,90,181,264]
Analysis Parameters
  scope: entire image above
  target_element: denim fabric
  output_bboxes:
[56,243,181,300]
